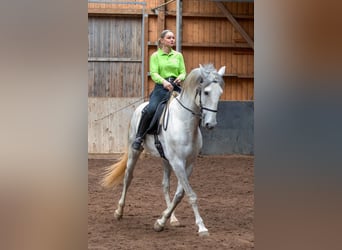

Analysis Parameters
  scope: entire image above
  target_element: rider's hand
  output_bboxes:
[162,80,173,92]
[174,78,182,86]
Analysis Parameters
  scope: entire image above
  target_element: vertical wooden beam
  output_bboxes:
[215,2,254,49]
[143,11,149,100]
[153,1,166,97]
[157,0,166,35]
[176,0,182,52]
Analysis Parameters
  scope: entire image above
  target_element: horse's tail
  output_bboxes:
[101,151,128,188]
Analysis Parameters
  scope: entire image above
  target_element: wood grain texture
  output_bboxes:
[88,97,144,153]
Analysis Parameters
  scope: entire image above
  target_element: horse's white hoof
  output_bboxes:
[114,210,122,220]
[198,230,210,237]
[170,220,181,227]
[153,221,164,232]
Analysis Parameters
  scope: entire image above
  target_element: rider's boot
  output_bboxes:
[132,110,151,151]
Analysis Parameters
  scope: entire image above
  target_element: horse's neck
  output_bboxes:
[179,87,199,112]
[175,88,201,126]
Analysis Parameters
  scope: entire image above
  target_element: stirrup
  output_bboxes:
[132,137,143,151]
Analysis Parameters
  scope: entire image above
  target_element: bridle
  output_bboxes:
[163,77,220,131]
[196,88,219,113]
[174,80,219,117]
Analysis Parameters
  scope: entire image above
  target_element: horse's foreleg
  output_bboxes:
[162,161,180,226]
[115,149,141,220]
[170,211,180,226]
[174,165,209,236]
[154,182,184,232]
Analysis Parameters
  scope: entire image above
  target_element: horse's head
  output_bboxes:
[198,64,225,129]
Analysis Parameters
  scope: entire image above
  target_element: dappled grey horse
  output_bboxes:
[102,64,225,236]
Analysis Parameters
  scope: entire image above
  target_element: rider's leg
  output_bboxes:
[132,84,170,150]
[131,107,152,150]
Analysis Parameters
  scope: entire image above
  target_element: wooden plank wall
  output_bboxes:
[88,10,145,153]
[88,98,144,153]
[146,0,254,100]
[88,0,254,101]
[88,0,254,153]
[88,16,142,98]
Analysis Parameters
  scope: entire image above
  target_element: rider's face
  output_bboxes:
[162,32,175,47]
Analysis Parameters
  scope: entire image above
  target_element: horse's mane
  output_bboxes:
[201,63,216,72]
[182,68,200,91]
[182,64,224,93]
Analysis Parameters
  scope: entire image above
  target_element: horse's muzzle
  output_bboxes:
[201,111,217,129]
[204,121,217,129]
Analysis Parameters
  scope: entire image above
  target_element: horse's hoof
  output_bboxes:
[198,230,210,237]
[153,221,164,232]
[170,220,181,227]
[114,210,122,220]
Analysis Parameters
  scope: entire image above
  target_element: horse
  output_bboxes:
[101,64,225,236]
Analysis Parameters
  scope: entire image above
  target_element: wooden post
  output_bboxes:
[157,0,166,35]
[143,10,149,100]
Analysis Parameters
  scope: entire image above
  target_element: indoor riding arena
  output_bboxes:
[88,0,254,249]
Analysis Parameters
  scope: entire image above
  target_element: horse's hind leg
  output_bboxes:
[162,160,180,226]
[154,182,184,232]
[115,149,141,220]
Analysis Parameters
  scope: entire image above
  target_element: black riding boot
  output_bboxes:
[132,110,151,150]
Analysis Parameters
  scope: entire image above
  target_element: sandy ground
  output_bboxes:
[88,154,254,249]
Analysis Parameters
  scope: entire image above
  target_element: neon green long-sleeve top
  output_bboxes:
[150,48,186,84]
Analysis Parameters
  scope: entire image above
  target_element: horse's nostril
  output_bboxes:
[205,123,214,130]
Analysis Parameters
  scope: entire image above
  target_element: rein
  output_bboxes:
[174,97,202,117]
[174,87,218,117]
[162,80,218,133]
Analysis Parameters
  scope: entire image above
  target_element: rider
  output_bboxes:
[132,29,186,150]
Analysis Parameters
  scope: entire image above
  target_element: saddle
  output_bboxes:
[145,100,167,135]
[145,92,178,159]
[146,91,178,135]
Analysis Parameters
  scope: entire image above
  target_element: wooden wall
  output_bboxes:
[88,16,142,98]
[88,98,143,153]
[88,0,254,100]
[88,0,254,153]
[145,0,254,101]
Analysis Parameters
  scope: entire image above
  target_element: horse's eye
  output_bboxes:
[204,91,209,96]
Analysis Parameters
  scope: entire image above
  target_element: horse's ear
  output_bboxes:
[199,64,207,79]
[217,66,226,76]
